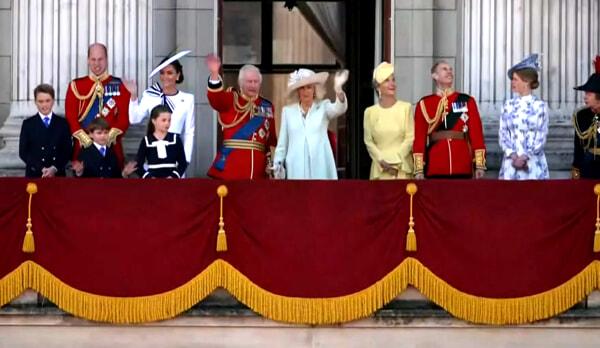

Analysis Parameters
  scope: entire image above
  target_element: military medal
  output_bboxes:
[101,107,109,116]
[452,102,468,113]
[106,98,116,109]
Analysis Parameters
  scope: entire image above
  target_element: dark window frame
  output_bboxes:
[221,0,343,74]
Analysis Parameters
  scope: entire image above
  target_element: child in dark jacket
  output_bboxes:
[73,118,136,178]
[135,105,187,178]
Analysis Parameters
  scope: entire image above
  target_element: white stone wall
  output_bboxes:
[11,0,152,103]
[394,0,460,104]
[2,313,600,347]
[0,0,11,127]
[462,0,600,121]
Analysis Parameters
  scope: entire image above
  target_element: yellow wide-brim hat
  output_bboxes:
[373,62,394,84]
[287,69,329,97]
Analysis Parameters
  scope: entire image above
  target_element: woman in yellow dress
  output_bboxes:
[363,62,414,179]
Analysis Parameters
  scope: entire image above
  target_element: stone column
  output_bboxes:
[180,0,217,178]
[461,0,599,174]
[0,0,152,175]
[393,0,460,104]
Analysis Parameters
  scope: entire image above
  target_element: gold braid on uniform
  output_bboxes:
[70,74,107,123]
[419,88,453,134]
[573,110,599,152]
[218,89,257,130]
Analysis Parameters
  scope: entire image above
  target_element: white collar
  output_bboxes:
[93,142,108,151]
[38,112,52,120]
[518,94,534,101]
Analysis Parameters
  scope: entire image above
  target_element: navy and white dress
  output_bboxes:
[498,94,549,180]
[135,132,188,178]
[129,83,195,164]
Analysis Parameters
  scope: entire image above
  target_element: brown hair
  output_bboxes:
[158,56,185,84]
[513,69,540,90]
[147,105,172,136]
[33,84,55,100]
[87,117,110,133]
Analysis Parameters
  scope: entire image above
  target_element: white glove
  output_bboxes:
[334,69,349,94]
[272,163,286,180]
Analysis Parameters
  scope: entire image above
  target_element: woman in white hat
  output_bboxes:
[125,51,195,168]
[499,54,549,180]
[272,69,348,179]
[363,62,414,179]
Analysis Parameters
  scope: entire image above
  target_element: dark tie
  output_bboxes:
[43,117,50,128]
[100,146,106,157]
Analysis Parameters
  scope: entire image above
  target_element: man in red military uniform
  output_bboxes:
[205,54,276,179]
[413,61,486,179]
[65,43,130,168]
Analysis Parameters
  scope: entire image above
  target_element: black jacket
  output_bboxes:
[77,145,122,178]
[19,113,73,177]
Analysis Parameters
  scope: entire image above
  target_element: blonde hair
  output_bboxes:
[287,83,326,104]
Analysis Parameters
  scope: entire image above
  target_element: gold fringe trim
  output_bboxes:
[1,261,220,323]
[406,258,599,325]
[0,264,28,307]
[1,259,600,325]
[221,260,410,325]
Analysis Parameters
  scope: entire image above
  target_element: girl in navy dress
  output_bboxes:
[135,105,188,178]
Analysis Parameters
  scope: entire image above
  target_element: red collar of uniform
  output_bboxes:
[435,88,454,97]
[239,92,258,103]
[88,72,110,82]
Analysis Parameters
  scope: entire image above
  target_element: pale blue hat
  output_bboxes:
[507,54,540,79]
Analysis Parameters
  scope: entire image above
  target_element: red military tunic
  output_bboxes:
[207,79,277,179]
[65,73,131,168]
[413,90,486,177]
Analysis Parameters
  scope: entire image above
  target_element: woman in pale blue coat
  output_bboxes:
[273,69,348,179]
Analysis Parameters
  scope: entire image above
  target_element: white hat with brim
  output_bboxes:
[149,50,191,79]
[286,69,329,97]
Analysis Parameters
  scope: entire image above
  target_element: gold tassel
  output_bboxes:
[216,185,229,252]
[406,183,418,251]
[22,183,38,253]
[594,184,600,252]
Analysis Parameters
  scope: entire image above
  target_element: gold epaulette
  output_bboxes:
[573,108,598,150]
[70,80,97,101]
[419,94,450,135]
[217,90,255,130]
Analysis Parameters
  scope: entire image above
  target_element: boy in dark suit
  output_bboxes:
[19,84,73,178]
[72,118,136,178]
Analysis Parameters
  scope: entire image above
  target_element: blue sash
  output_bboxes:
[214,115,265,171]
[81,79,122,128]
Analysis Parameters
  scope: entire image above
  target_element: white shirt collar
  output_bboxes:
[38,112,52,120]
[93,142,107,151]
